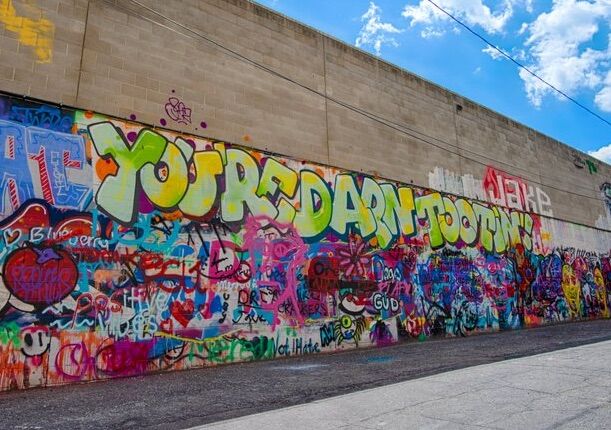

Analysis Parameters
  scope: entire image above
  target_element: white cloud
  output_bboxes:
[421,27,446,38]
[518,0,611,110]
[356,2,403,56]
[588,143,611,164]
[482,45,505,60]
[401,0,611,113]
[594,71,611,112]
[402,0,524,35]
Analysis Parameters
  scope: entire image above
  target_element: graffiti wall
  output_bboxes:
[0,94,609,391]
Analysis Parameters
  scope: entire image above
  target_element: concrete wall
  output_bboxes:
[0,0,609,391]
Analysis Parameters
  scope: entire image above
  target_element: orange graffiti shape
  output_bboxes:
[95,158,118,180]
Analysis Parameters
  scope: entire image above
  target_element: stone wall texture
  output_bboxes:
[0,0,608,391]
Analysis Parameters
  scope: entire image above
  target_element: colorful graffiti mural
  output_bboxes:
[0,94,609,391]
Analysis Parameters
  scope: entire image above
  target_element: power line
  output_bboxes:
[425,0,611,128]
[112,0,607,207]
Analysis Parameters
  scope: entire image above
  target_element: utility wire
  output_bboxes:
[425,0,611,128]
[116,0,607,206]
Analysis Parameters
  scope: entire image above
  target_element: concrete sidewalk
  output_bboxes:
[198,340,611,430]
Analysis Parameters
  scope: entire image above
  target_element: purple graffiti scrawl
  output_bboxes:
[165,97,192,125]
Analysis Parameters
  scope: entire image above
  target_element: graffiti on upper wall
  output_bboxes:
[429,166,553,217]
[0,94,609,391]
[165,97,192,125]
[88,120,535,252]
[0,0,54,63]
[158,90,207,130]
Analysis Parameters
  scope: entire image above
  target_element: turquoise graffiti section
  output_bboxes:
[0,94,609,391]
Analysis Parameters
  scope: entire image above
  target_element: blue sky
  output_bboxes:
[255,0,611,164]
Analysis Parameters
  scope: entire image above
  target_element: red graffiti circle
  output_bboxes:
[2,246,78,306]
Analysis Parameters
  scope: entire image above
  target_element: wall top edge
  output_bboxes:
[244,0,609,168]
[3,89,608,234]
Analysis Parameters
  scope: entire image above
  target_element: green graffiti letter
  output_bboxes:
[294,170,332,237]
[455,199,478,246]
[492,208,505,253]
[330,174,376,238]
[141,138,192,209]
[520,213,534,251]
[440,197,460,244]
[221,149,276,222]
[473,203,496,252]
[416,193,445,248]
[256,158,298,224]
[361,178,393,248]
[497,209,522,252]
[179,150,223,218]
[380,184,416,239]
[89,123,166,224]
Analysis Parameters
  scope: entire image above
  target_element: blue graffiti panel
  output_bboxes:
[0,120,34,217]
[26,127,91,210]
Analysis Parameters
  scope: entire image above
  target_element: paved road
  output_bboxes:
[201,340,611,430]
[2,319,611,430]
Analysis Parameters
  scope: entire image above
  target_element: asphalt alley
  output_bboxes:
[2,319,611,430]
